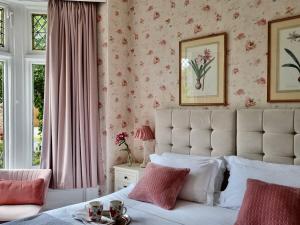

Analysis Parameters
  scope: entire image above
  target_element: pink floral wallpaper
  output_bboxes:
[97,0,300,192]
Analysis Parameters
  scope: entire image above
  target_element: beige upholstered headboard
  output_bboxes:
[155,109,300,165]
[155,109,236,157]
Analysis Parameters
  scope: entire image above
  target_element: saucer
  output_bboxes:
[115,214,131,225]
[73,209,114,225]
[102,210,131,225]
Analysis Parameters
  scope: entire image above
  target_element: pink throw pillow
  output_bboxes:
[0,179,45,205]
[235,179,300,225]
[128,163,190,209]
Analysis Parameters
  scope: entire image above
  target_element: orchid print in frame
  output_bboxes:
[179,33,227,106]
[282,48,300,82]
[268,15,300,102]
[188,48,215,90]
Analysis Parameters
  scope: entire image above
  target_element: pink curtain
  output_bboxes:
[42,0,104,189]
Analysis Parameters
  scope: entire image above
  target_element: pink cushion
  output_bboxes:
[128,163,190,209]
[0,179,45,205]
[0,169,52,203]
[235,179,300,225]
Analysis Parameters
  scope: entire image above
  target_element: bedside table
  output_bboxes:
[114,163,145,192]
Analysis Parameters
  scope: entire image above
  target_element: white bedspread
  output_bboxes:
[46,186,238,225]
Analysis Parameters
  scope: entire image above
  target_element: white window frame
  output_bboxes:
[25,7,47,168]
[25,58,45,168]
[0,0,47,169]
[26,7,47,55]
[0,2,12,168]
[0,3,11,52]
[0,56,11,168]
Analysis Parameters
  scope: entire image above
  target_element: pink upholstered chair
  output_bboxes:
[0,169,51,222]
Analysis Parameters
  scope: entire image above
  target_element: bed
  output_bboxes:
[42,185,238,225]
[5,109,300,225]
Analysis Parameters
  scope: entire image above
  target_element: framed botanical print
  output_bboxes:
[179,33,227,106]
[268,15,300,102]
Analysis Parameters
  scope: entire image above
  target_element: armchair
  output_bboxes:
[0,169,51,222]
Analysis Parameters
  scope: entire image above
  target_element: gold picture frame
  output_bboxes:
[268,15,300,102]
[179,33,227,106]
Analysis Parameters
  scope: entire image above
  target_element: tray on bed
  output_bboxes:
[73,210,131,225]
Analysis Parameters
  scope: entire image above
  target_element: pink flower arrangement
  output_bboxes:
[115,132,133,166]
[115,132,128,146]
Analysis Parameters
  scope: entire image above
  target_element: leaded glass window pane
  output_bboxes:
[0,8,5,48]
[32,14,47,51]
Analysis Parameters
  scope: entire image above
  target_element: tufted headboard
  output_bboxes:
[155,109,236,157]
[155,109,300,165]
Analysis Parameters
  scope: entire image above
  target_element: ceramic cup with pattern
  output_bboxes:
[86,201,103,222]
[109,200,127,220]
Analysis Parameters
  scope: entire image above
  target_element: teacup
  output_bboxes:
[109,200,127,220]
[86,201,103,222]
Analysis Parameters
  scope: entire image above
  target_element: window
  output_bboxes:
[0,61,4,168]
[32,64,45,166]
[30,10,47,166]
[32,14,47,51]
[0,7,4,48]
[0,1,47,169]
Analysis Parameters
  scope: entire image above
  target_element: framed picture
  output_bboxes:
[268,15,300,102]
[179,33,227,106]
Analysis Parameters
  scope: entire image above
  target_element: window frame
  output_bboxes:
[0,0,47,169]
[0,7,5,48]
[31,13,47,51]
[0,56,11,169]
[0,2,12,168]
[27,8,47,55]
[0,3,11,52]
[26,7,47,167]
[25,58,45,168]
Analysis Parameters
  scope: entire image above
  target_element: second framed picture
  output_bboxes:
[179,32,227,106]
[268,15,300,102]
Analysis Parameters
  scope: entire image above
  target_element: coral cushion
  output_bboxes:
[0,179,45,205]
[235,179,300,225]
[128,163,190,209]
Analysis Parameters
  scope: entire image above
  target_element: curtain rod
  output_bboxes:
[15,0,106,2]
[64,0,106,2]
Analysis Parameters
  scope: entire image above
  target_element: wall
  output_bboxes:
[97,0,133,192]
[97,0,300,192]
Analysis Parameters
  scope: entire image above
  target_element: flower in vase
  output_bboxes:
[115,132,128,146]
[115,132,133,166]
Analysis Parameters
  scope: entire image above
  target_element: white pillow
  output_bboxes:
[150,154,220,205]
[161,152,226,193]
[219,156,300,209]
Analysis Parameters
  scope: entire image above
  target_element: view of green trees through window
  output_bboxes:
[0,61,4,168]
[33,64,45,166]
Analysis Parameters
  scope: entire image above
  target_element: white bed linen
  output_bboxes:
[46,185,238,225]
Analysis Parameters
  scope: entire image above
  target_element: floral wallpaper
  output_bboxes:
[97,0,300,193]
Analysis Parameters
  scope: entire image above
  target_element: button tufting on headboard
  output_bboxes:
[155,108,300,165]
[155,109,236,157]
[237,109,300,165]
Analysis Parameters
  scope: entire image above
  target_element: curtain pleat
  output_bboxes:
[42,0,104,189]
